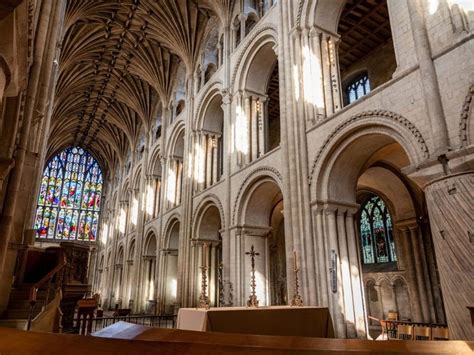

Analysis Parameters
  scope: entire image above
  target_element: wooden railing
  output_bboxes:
[75,314,177,335]
[27,253,67,330]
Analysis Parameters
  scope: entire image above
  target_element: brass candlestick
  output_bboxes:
[218,262,225,307]
[197,243,210,309]
[246,245,260,308]
[290,250,304,307]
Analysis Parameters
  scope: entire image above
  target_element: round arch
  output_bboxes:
[310,111,430,203]
[232,166,283,225]
[194,85,224,130]
[231,26,278,90]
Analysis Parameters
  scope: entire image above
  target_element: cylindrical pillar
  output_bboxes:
[425,173,474,339]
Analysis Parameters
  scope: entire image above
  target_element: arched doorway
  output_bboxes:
[113,246,124,308]
[124,239,136,309]
[142,233,157,314]
[193,202,223,306]
[311,120,444,338]
[195,93,224,192]
[163,219,180,314]
[166,130,184,209]
[237,176,287,306]
[235,36,281,165]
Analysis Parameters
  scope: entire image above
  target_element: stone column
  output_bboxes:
[126,259,133,308]
[239,13,247,43]
[175,159,183,206]
[325,206,346,338]
[205,134,212,188]
[374,284,384,318]
[345,208,367,337]
[199,134,206,191]
[425,172,473,339]
[212,135,219,184]
[320,33,334,116]
[244,94,252,164]
[309,28,325,120]
[390,283,398,316]
[407,0,449,154]
[257,97,266,156]
[250,96,258,161]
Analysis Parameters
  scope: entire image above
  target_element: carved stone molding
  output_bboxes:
[191,193,226,233]
[308,110,430,184]
[230,24,278,89]
[231,166,283,225]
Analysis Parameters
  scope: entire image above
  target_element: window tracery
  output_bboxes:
[359,194,396,264]
[345,73,370,104]
[34,147,103,241]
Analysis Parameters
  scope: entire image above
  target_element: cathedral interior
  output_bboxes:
[0,0,473,352]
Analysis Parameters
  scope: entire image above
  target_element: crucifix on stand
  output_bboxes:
[197,243,210,309]
[246,245,260,308]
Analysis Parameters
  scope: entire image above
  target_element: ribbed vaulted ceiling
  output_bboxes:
[49,0,234,176]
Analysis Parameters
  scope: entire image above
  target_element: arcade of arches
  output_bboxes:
[0,0,473,341]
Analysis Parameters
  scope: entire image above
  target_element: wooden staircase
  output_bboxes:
[2,284,54,320]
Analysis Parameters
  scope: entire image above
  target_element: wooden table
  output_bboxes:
[176,306,335,338]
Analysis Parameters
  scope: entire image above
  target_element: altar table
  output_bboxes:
[176,306,334,338]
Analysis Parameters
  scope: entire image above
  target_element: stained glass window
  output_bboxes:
[345,73,370,104]
[34,147,103,242]
[359,194,397,264]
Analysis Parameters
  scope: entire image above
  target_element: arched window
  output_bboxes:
[359,194,397,264]
[34,147,103,241]
[345,73,370,105]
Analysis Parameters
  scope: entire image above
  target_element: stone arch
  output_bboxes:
[298,0,345,32]
[142,231,158,311]
[195,86,224,130]
[192,194,225,233]
[231,26,278,89]
[232,166,283,225]
[191,197,224,306]
[166,121,186,159]
[164,216,181,250]
[392,275,411,321]
[163,217,180,314]
[116,244,125,263]
[113,244,125,307]
[166,123,185,207]
[144,231,158,256]
[234,172,287,306]
[310,110,430,202]
[233,30,277,93]
[193,88,225,190]
[148,146,162,176]
[128,238,136,259]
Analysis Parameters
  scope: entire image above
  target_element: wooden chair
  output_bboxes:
[431,327,449,340]
[413,326,431,340]
[387,311,398,321]
[397,324,413,340]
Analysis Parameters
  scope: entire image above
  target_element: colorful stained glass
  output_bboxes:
[359,194,397,264]
[34,147,103,242]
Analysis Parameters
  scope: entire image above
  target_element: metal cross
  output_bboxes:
[246,245,260,307]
